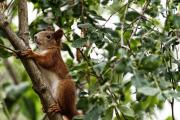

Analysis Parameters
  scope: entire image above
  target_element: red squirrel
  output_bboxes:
[20,27,80,120]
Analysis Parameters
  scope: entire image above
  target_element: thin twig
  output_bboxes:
[103,3,127,26]
[106,88,127,120]
[103,12,116,26]
[0,44,18,53]
[120,0,132,46]
[170,98,175,120]
[128,0,150,50]
[4,0,14,13]
[63,33,72,42]
[167,49,176,120]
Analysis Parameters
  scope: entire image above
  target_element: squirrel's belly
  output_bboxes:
[39,66,60,98]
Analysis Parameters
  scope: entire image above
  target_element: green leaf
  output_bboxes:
[0,39,12,58]
[102,105,114,120]
[138,87,159,96]
[0,49,12,58]
[163,36,178,48]
[140,54,162,72]
[159,79,172,89]
[5,82,30,109]
[88,10,106,21]
[119,105,135,117]
[145,5,159,17]
[71,62,88,73]
[54,8,62,17]
[77,96,89,111]
[125,11,140,21]
[72,38,87,48]
[173,14,180,28]
[130,39,141,50]
[84,105,103,120]
[101,0,109,5]
[62,43,74,58]
[5,82,30,100]
[114,58,132,73]
[77,23,92,29]
[93,14,106,21]
[73,3,82,18]
[131,74,149,88]
[22,97,37,120]
[93,62,106,75]
[166,116,173,120]
[163,90,180,101]
[90,32,101,42]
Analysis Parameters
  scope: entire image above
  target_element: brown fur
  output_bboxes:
[20,28,80,120]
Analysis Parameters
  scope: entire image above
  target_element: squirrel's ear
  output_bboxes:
[53,29,63,41]
[46,26,54,31]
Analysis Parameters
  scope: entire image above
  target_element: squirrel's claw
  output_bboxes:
[48,103,61,113]
[18,48,33,58]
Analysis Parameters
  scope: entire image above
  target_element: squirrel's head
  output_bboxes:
[34,27,63,49]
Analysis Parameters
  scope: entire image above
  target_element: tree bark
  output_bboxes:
[18,0,29,46]
[0,1,63,120]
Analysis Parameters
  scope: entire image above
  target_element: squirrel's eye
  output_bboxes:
[46,35,51,39]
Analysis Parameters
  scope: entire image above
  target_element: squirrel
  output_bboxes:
[20,27,80,120]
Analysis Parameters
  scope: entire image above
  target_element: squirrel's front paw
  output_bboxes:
[48,103,61,113]
[18,48,33,58]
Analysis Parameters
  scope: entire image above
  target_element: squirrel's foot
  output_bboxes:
[48,103,61,113]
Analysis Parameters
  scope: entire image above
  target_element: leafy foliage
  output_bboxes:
[0,0,180,120]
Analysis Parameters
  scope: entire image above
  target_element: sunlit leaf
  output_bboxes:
[138,87,159,96]
[102,105,114,120]
[72,38,87,48]
[119,105,135,117]
[22,97,37,120]
[131,73,150,88]
[93,62,106,75]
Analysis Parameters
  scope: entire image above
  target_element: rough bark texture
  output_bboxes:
[18,0,29,46]
[0,1,63,120]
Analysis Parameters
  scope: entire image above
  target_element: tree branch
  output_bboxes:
[128,0,150,50]
[18,0,29,46]
[0,8,62,120]
[170,98,175,120]
[3,59,19,85]
[17,0,62,119]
